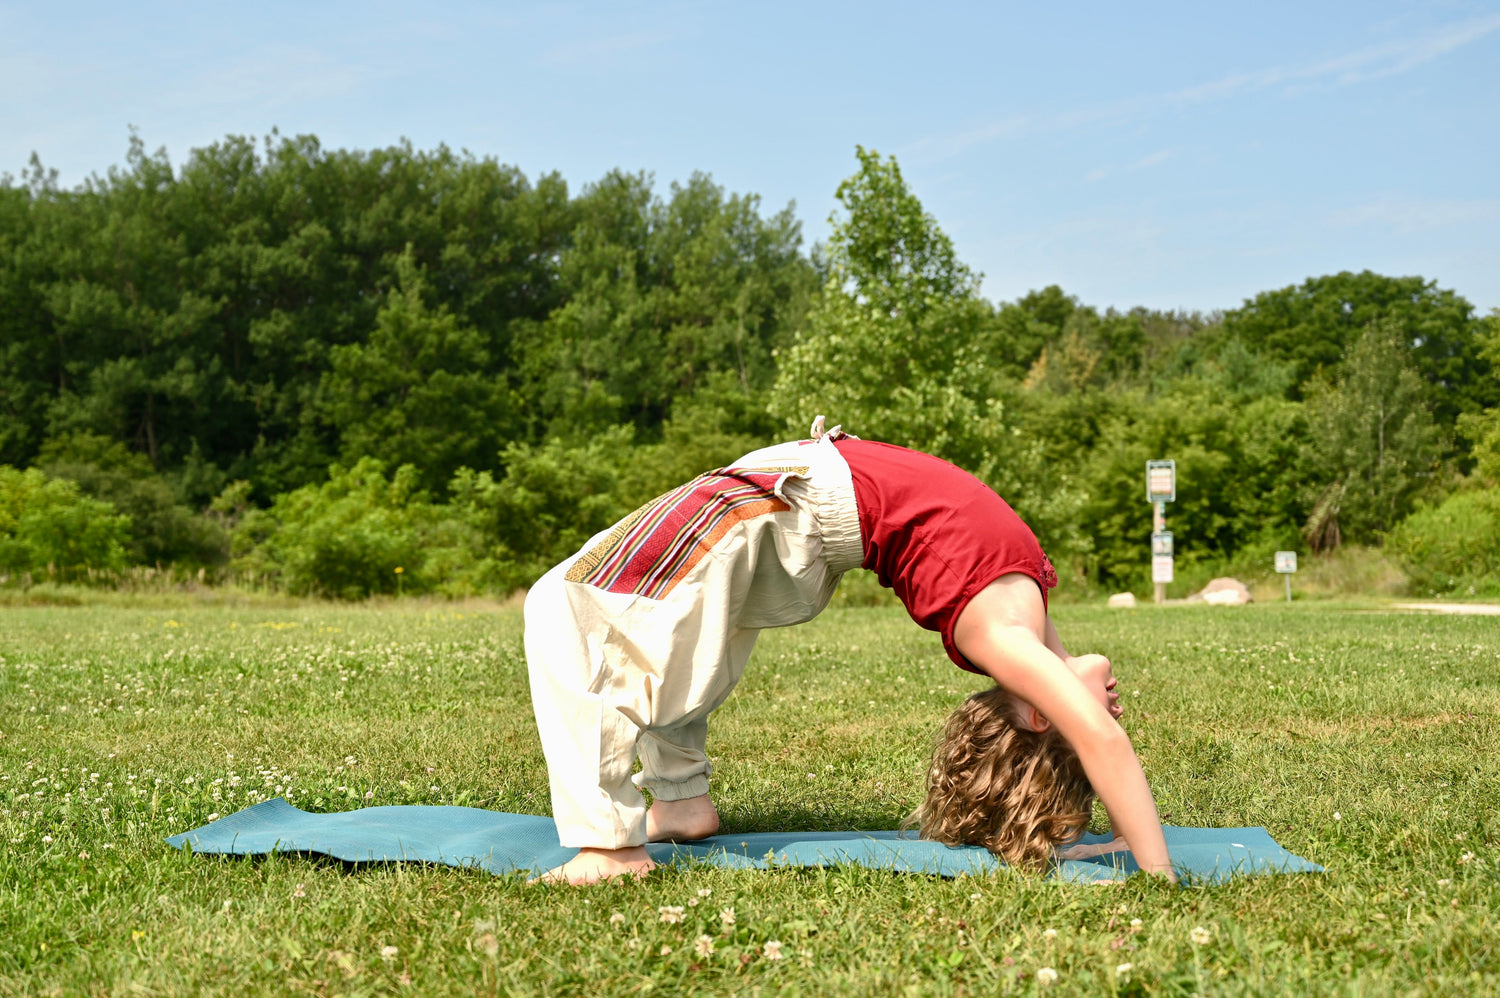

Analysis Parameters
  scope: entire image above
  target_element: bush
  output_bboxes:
[1387,488,1500,596]
[235,458,469,599]
[450,393,782,594]
[0,466,132,579]
[37,433,227,567]
[449,429,632,593]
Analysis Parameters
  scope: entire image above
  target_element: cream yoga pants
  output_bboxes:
[523,434,864,849]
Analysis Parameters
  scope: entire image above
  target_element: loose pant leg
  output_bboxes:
[630,627,758,802]
[524,562,649,850]
[633,720,711,802]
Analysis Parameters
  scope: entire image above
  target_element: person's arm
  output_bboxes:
[1043,611,1128,844]
[1042,615,1070,660]
[954,576,1174,880]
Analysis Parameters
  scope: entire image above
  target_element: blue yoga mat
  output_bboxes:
[166,799,1322,883]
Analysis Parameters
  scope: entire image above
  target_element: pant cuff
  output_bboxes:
[636,774,711,802]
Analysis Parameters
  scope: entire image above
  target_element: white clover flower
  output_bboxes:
[969,892,982,900]
[1129,918,1144,934]
[1042,928,1057,940]
[293,884,306,898]
[720,907,736,927]
[762,940,784,960]
[1459,851,1475,865]
[207,813,220,822]
[659,945,673,956]
[694,935,715,957]
[364,791,374,801]
[658,906,685,924]
[380,945,399,960]
[697,888,712,898]
[609,912,625,926]
[1190,925,1213,946]
[1036,967,1059,986]
[41,835,53,844]
[1116,962,1133,977]
[1333,812,1341,822]
[687,898,700,907]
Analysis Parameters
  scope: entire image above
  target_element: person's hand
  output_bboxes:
[1064,653,1123,720]
[1055,836,1129,860]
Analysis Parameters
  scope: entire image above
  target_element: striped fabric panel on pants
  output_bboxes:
[564,468,799,600]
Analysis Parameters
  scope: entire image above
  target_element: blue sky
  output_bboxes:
[3,1,1497,314]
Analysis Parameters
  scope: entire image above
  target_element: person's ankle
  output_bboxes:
[646,796,720,842]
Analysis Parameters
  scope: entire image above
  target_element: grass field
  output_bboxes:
[1,597,1497,996]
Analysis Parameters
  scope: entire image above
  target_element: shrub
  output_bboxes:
[0,466,132,579]
[37,433,228,567]
[449,429,632,593]
[237,458,460,599]
[449,396,778,594]
[1387,488,1500,596]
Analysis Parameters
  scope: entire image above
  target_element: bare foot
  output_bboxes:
[532,846,655,885]
[646,794,720,842]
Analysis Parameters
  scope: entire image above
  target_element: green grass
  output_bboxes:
[1,599,1497,996]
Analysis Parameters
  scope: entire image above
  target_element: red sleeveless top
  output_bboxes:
[833,439,1056,674]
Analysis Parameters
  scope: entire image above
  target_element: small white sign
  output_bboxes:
[1152,554,1174,584]
[1151,532,1173,557]
[1146,459,1176,503]
[1275,551,1298,574]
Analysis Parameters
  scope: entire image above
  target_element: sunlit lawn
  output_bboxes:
[1,595,1497,996]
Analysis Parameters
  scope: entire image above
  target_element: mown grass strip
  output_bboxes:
[1,601,1496,995]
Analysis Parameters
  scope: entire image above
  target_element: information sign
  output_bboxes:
[1151,554,1174,584]
[1151,532,1173,557]
[1146,460,1176,503]
[1274,551,1298,574]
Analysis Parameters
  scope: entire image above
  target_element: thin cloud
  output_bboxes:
[1167,13,1500,101]
[541,29,672,67]
[1327,196,1500,235]
[913,14,1500,162]
[167,46,371,112]
[905,113,1033,159]
[1085,147,1176,183]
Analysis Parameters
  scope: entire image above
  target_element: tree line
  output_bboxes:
[3,137,1498,597]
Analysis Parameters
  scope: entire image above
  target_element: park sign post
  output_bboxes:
[1146,460,1175,604]
[1146,461,1176,504]
[1275,550,1297,602]
[1151,530,1174,592]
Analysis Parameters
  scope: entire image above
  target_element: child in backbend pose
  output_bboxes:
[524,419,1173,884]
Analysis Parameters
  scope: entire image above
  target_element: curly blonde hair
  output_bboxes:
[909,686,1096,871]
